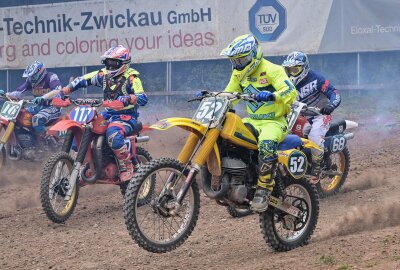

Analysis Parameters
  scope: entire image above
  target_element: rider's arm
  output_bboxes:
[319,77,341,108]
[270,65,298,106]
[127,75,148,106]
[223,74,242,106]
[42,73,62,100]
[62,70,103,94]
[6,80,32,100]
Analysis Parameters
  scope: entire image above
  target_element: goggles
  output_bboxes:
[229,54,253,71]
[102,58,124,70]
[286,66,303,76]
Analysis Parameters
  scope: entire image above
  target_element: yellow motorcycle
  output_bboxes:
[123,92,319,253]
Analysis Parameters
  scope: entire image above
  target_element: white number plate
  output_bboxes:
[192,97,227,127]
[0,101,23,120]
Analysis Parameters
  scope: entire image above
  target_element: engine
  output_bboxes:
[221,157,248,203]
[14,127,35,148]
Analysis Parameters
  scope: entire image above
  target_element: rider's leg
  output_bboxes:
[308,115,331,179]
[249,120,288,212]
[106,118,137,181]
[31,106,61,145]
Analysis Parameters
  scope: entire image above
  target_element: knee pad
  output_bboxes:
[106,126,125,150]
[259,140,278,162]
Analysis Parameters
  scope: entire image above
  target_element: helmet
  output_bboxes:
[220,34,263,80]
[282,51,310,86]
[23,61,47,87]
[101,45,131,78]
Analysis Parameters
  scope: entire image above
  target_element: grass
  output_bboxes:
[319,255,336,265]
[337,264,354,270]
[365,261,378,268]
[391,255,400,261]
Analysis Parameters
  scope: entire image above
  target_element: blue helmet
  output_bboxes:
[23,61,47,87]
[282,51,310,86]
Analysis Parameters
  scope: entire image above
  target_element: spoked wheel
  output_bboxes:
[226,205,252,218]
[317,147,350,197]
[124,158,200,253]
[40,152,79,223]
[120,146,155,206]
[260,178,319,251]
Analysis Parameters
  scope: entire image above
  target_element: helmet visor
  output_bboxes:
[102,58,123,70]
[229,54,253,71]
[286,66,303,76]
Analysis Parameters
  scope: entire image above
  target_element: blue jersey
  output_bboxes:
[295,70,341,109]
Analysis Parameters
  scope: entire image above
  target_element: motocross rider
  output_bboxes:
[0,61,62,145]
[282,51,341,180]
[220,34,298,212]
[56,45,148,182]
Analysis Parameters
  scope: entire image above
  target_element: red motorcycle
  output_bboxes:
[40,97,154,223]
[0,94,65,174]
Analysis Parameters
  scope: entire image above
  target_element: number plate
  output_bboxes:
[330,134,347,153]
[192,97,228,127]
[0,100,23,120]
[69,106,95,124]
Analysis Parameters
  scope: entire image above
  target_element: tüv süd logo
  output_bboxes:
[249,0,286,42]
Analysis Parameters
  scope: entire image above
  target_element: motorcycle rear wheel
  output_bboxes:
[124,158,200,253]
[226,206,253,218]
[260,178,319,251]
[317,147,350,197]
[40,152,79,223]
[119,147,155,206]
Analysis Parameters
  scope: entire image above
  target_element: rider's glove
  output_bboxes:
[54,90,65,100]
[320,104,335,115]
[117,95,137,106]
[33,96,45,105]
[195,90,208,97]
[0,89,5,96]
[256,91,275,102]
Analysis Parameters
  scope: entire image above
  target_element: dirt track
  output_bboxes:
[1,120,400,270]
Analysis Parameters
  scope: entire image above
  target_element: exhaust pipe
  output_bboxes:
[136,135,150,143]
[201,168,229,199]
[80,134,103,184]
[344,133,354,140]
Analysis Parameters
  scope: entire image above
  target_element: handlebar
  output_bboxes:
[0,94,35,105]
[188,91,257,103]
[52,97,124,110]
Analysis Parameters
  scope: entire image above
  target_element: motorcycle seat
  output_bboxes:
[326,119,346,136]
[278,134,304,150]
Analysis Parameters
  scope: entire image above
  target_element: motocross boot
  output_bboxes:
[309,149,324,183]
[251,159,277,212]
[112,145,134,182]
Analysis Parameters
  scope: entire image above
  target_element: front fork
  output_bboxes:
[64,126,93,200]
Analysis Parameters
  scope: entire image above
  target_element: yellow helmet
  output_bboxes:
[220,34,263,79]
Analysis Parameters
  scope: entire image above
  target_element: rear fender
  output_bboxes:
[151,117,221,175]
[345,120,358,130]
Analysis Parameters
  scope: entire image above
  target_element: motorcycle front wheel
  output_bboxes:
[40,152,79,223]
[124,158,200,253]
[260,177,319,251]
[317,147,350,197]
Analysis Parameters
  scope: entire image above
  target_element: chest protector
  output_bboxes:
[102,69,138,100]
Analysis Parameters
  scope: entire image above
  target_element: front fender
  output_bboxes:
[48,120,83,137]
[151,117,208,136]
[151,117,221,175]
